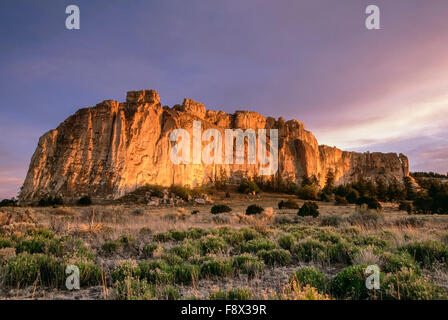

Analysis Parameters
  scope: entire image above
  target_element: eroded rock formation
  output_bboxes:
[19,90,410,202]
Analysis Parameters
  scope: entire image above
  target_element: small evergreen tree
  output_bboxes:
[375,177,388,202]
[323,170,335,195]
[298,201,319,217]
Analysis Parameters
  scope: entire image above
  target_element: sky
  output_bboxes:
[1,0,448,199]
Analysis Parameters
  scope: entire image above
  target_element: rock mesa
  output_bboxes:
[19,90,410,202]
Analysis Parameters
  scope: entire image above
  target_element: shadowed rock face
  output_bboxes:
[19,90,409,203]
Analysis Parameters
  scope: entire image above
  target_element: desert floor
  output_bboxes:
[1,192,447,300]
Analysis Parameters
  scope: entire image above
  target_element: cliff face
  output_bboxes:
[19,90,410,202]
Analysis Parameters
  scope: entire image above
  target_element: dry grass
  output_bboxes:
[277,281,331,300]
[1,192,448,300]
[352,248,380,265]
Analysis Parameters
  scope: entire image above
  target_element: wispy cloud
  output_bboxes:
[315,90,448,150]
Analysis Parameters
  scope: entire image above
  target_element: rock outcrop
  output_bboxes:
[19,90,410,203]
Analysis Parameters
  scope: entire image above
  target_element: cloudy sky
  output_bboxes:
[1,0,448,198]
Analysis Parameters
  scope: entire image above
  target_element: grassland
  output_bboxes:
[1,192,447,300]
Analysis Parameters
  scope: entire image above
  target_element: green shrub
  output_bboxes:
[237,180,260,194]
[138,260,174,284]
[173,264,200,284]
[142,243,159,258]
[118,234,136,247]
[185,228,210,239]
[111,260,140,282]
[292,266,328,293]
[200,236,227,254]
[211,204,232,214]
[33,229,55,239]
[163,285,181,300]
[297,185,318,200]
[2,253,65,288]
[298,201,319,218]
[65,238,94,261]
[114,277,154,300]
[291,240,326,263]
[214,226,232,236]
[15,234,65,257]
[223,231,245,246]
[245,204,264,215]
[47,239,67,257]
[239,238,276,253]
[15,236,48,254]
[169,230,188,242]
[200,258,234,278]
[399,240,448,268]
[116,278,181,300]
[380,252,421,274]
[327,241,358,265]
[209,288,252,300]
[351,235,389,249]
[74,260,102,286]
[278,234,295,250]
[240,228,260,241]
[278,199,300,209]
[153,232,173,242]
[153,229,191,242]
[161,253,184,265]
[382,268,447,300]
[102,234,136,254]
[313,229,343,244]
[102,240,122,254]
[0,238,13,249]
[340,227,360,236]
[77,196,92,206]
[223,228,261,247]
[330,264,369,299]
[170,242,200,259]
[257,249,291,266]
[290,235,356,265]
[232,254,263,278]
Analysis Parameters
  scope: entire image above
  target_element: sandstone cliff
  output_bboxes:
[19,90,410,202]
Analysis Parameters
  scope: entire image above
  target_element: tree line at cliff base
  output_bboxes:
[1,171,447,215]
